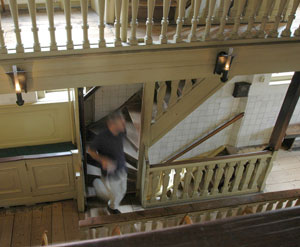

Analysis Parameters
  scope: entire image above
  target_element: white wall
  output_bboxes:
[94,83,142,121]
[149,74,299,164]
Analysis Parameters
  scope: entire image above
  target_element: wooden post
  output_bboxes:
[269,72,300,151]
[137,82,155,193]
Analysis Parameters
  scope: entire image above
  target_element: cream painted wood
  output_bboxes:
[1,42,300,94]
[173,0,187,43]
[121,0,129,42]
[80,0,90,49]
[249,157,266,190]
[216,0,231,40]
[143,153,273,207]
[0,161,31,200]
[229,0,246,40]
[129,0,139,45]
[181,79,193,95]
[8,0,24,53]
[26,156,74,196]
[45,0,58,51]
[281,0,300,37]
[168,80,180,107]
[242,0,260,39]
[187,0,202,42]
[114,0,122,46]
[0,102,73,148]
[63,0,74,50]
[97,0,106,47]
[155,81,167,120]
[256,0,273,38]
[0,11,7,54]
[269,0,288,38]
[202,0,216,41]
[145,0,156,45]
[137,82,155,192]
[27,0,41,52]
[159,0,171,44]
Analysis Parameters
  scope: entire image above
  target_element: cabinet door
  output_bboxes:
[26,156,75,196]
[0,161,31,200]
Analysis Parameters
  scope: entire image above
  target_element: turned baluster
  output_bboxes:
[229,0,246,39]
[155,81,167,120]
[202,0,217,41]
[285,198,295,208]
[151,220,158,230]
[0,11,7,54]
[199,0,209,22]
[27,0,41,52]
[216,0,224,22]
[269,0,288,38]
[226,208,233,217]
[266,201,275,211]
[282,0,300,37]
[192,166,204,198]
[168,80,180,107]
[182,79,193,95]
[161,169,171,202]
[275,199,286,209]
[121,0,129,42]
[45,0,57,51]
[211,163,226,195]
[8,0,24,53]
[239,159,256,190]
[173,0,187,43]
[113,0,122,46]
[187,0,202,42]
[150,171,161,203]
[216,0,232,40]
[242,0,260,39]
[172,168,182,201]
[221,162,235,193]
[80,0,90,48]
[231,161,245,192]
[145,0,156,45]
[62,0,74,49]
[96,0,106,47]
[129,0,139,45]
[201,164,215,196]
[159,0,171,44]
[249,157,266,190]
[182,167,193,199]
[256,0,273,38]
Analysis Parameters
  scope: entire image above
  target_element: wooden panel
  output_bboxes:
[26,156,74,196]
[0,102,72,148]
[0,160,31,200]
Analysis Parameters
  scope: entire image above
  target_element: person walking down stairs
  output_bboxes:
[87,112,128,214]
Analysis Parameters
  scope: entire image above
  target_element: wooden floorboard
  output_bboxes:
[0,215,14,247]
[30,206,43,247]
[11,208,32,247]
[41,205,52,244]
[52,202,66,244]
[62,201,80,243]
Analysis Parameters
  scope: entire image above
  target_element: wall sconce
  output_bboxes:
[214,51,234,83]
[6,65,27,106]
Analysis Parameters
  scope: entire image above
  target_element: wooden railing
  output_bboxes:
[142,150,275,207]
[79,188,300,240]
[0,0,299,55]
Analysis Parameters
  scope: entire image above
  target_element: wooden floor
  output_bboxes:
[0,200,82,247]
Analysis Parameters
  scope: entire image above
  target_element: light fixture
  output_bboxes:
[6,65,27,106]
[214,51,234,83]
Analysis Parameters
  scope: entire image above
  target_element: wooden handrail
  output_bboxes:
[79,188,300,229]
[165,112,245,163]
[84,86,101,101]
[150,150,272,169]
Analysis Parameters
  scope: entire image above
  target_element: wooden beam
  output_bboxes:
[165,112,245,162]
[269,72,300,151]
[83,86,100,101]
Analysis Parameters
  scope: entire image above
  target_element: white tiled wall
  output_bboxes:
[149,74,300,164]
[94,83,143,121]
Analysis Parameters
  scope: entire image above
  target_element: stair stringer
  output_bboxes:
[149,76,226,146]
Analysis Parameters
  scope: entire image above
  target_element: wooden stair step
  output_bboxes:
[126,104,142,137]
